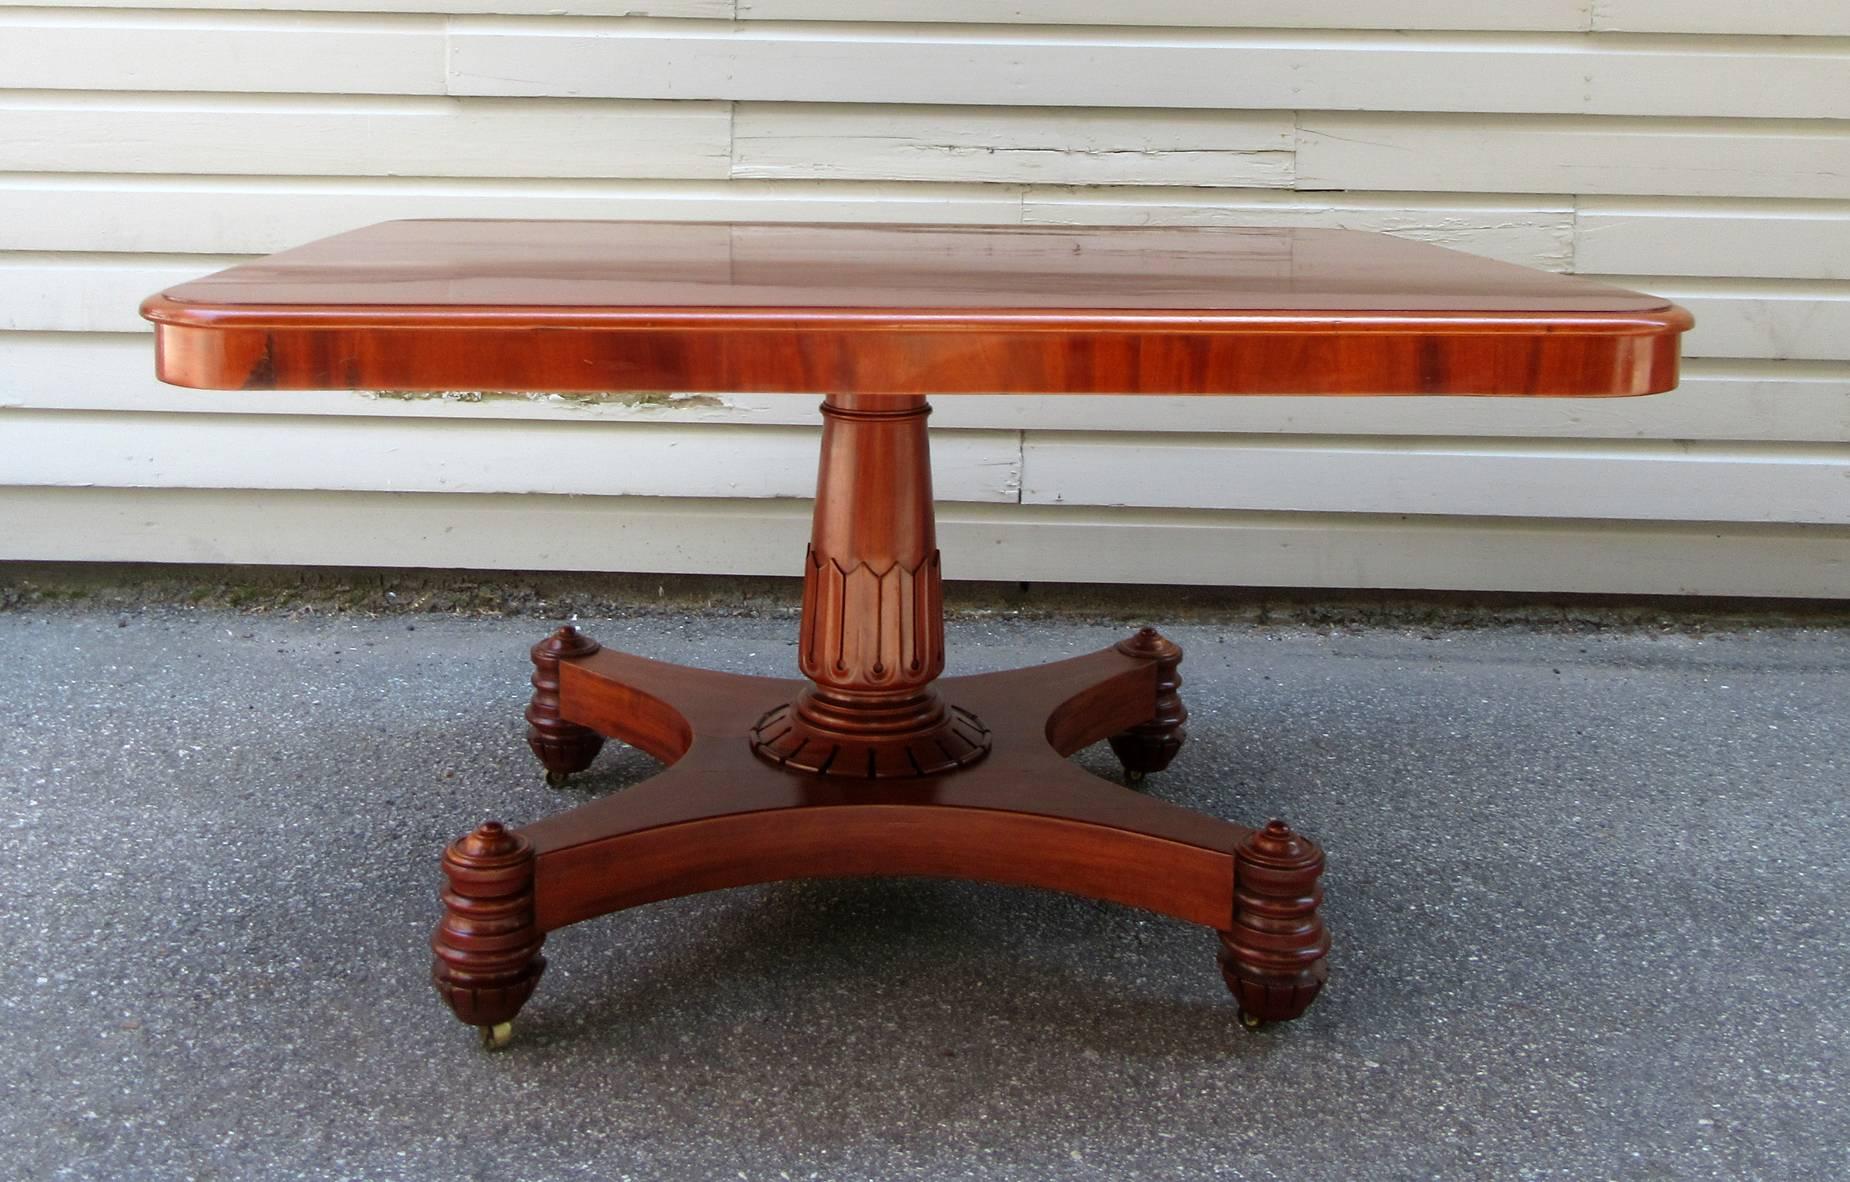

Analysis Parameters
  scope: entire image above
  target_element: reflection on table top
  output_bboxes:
[155,219,1673,315]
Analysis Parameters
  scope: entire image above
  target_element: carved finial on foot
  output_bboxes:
[526,625,605,783]
[431,821,546,1037]
[1219,819,1330,1026]
[1109,627,1188,782]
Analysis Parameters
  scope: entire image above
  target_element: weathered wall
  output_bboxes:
[3,2,1847,595]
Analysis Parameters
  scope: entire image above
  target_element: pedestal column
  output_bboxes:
[751,394,990,778]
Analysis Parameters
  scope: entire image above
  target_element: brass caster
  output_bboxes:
[1238,1010,1266,1033]
[1125,769,1148,786]
[479,1021,515,1050]
[544,770,571,789]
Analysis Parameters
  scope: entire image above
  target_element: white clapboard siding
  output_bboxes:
[8,335,1848,446]
[1021,435,1850,526]
[735,2,1589,30]
[9,487,1848,599]
[1576,199,1850,282]
[1297,114,1850,200]
[0,410,1022,502]
[1591,2,1850,35]
[732,106,1295,188]
[0,93,731,179]
[742,1,1850,37]
[0,10,446,95]
[3,2,1847,598]
[448,22,1850,120]
[29,1,729,14]
[1597,278,1850,363]
[0,177,1032,254]
[0,255,243,333]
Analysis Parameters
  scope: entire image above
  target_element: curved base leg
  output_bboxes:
[439,638,1330,1042]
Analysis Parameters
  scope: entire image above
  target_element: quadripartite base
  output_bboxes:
[432,630,1331,1043]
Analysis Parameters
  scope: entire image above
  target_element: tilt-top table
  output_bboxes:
[142,220,1690,1048]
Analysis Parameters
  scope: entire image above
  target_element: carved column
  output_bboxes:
[1108,627,1189,781]
[525,625,605,784]
[431,822,546,1044]
[1218,819,1330,1026]
[751,393,990,779]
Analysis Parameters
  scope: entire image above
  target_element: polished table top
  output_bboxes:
[142,220,1690,397]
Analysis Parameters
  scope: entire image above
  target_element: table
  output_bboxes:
[142,220,1690,1049]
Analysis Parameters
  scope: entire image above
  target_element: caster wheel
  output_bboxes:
[1125,769,1147,786]
[544,770,571,789]
[1238,1010,1266,1032]
[479,1021,515,1050]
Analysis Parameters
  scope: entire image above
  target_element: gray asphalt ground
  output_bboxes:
[3,602,1847,1181]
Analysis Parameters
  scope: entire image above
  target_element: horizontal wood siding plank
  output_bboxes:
[446,22,1850,119]
[1297,114,1850,199]
[0,410,1022,502]
[7,336,1846,444]
[6,487,1846,598]
[731,105,1295,187]
[1591,278,1850,362]
[0,256,219,333]
[739,2,1850,37]
[0,10,446,95]
[735,1,1850,35]
[27,1,730,14]
[0,93,731,179]
[1576,199,1850,281]
[1022,189,1574,269]
[1591,1,1850,35]
[1021,434,1850,525]
[0,177,1029,254]
[938,366,1850,443]
[737,2,1595,31]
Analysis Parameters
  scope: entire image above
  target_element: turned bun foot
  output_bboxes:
[526,626,606,781]
[1108,627,1188,782]
[1218,819,1330,1024]
[432,822,547,1034]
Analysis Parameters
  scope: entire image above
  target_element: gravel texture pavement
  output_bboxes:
[3,603,1846,1181]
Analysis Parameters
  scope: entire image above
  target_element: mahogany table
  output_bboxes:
[142,220,1690,1049]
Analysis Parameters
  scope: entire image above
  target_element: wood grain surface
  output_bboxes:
[143,219,1690,397]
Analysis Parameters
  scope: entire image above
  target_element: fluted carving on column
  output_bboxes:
[798,546,945,690]
[525,625,605,783]
[1218,820,1330,1026]
[431,821,546,1032]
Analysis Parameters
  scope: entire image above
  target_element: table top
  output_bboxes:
[143,219,1690,397]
